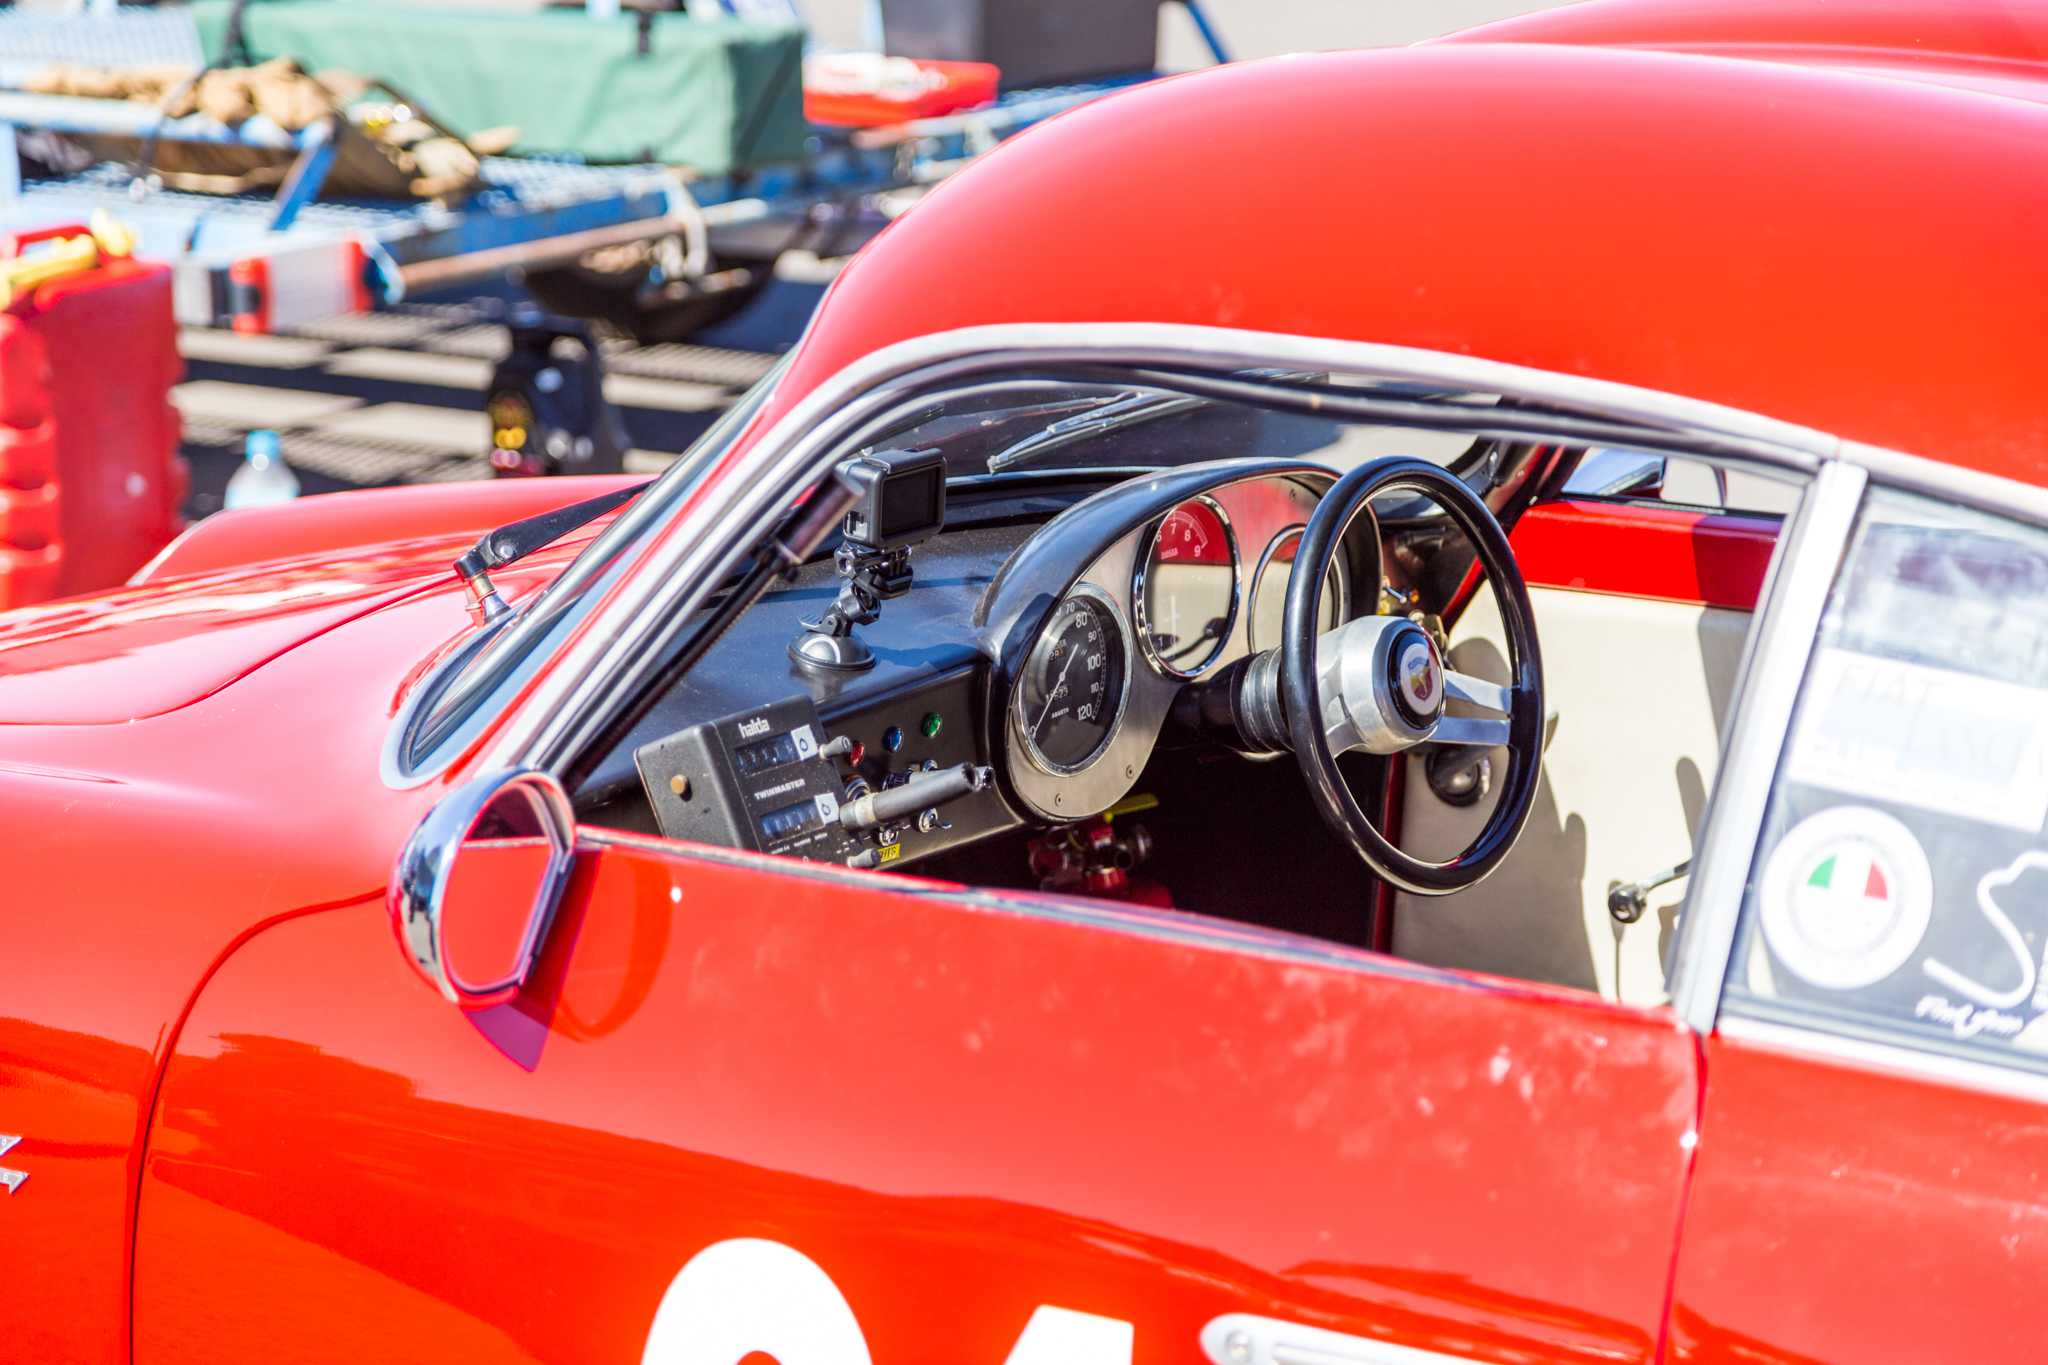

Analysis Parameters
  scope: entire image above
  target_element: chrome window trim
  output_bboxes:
[1664,458,1866,1034]
[1718,1014,2048,1107]
[1842,438,2048,524]
[481,322,1836,774]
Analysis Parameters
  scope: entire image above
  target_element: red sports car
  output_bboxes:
[7,1,2047,1361]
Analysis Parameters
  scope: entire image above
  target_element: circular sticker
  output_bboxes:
[1759,806,1933,990]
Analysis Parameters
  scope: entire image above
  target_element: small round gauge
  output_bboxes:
[1137,496,1238,677]
[1248,526,1348,651]
[1016,589,1130,774]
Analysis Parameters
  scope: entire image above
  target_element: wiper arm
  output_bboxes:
[984,369,1325,474]
[985,390,1202,473]
[454,480,651,621]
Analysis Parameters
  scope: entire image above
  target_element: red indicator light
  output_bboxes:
[847,741,866,767]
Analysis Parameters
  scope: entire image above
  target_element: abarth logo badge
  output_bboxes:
[0,1135,26,1194]
[1398,637,1443,716]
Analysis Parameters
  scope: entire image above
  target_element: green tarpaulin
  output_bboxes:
[190,2,807,175]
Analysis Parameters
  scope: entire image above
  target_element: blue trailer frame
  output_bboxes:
[0,2,1226,332]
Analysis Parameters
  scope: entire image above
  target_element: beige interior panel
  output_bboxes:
[1392,584,1752,1005]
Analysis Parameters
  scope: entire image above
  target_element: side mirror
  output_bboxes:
[389,769,577,1007]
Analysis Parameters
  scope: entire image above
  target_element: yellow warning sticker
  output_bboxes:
[879,843,902,864]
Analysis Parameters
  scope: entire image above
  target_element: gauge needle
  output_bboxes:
[1033,643,1082,740]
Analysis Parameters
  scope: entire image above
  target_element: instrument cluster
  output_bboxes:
[1002,468,1374,821]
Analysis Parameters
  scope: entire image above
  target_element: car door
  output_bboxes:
[132,827,1700,1364]
[1666,474,2048,1362]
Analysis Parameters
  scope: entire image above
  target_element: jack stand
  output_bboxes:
[789,541,914,671]
[484,307,629,477]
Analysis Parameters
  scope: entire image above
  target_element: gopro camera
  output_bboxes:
[837,448,945,551]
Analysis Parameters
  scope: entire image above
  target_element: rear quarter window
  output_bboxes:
[1724,487,2048,1067]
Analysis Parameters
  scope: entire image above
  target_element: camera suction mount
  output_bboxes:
[790,448,946,672]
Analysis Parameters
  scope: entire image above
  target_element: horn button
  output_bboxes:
[1316,616,1447,755]
[1389,629,1445,729]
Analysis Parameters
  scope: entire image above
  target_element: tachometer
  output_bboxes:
[1015,588,1129,774]
[1137,496,1238,677]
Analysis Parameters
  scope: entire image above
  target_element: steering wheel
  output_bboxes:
[1281,457,1545,896]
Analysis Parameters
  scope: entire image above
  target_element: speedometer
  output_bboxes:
[1015,588,1129,774]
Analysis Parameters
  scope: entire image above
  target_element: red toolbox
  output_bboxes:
[0,225,186,610]
[804,56,1002,126]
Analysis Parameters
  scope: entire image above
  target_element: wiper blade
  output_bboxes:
[983,369,1324,474]
[454,480,651,621]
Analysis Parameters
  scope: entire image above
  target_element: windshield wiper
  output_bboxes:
[454,480,651,621]
[984,369,1324,474]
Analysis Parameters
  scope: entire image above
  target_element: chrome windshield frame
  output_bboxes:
[385,353,791,785]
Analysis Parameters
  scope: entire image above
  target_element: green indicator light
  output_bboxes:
[921,712,943,739]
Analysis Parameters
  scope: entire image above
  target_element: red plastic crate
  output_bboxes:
[804,57,1001,127]
[0,233,185,609]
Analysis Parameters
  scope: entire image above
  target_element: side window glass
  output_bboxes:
[1725,487,2048,1068]
[1561,449,1798,515]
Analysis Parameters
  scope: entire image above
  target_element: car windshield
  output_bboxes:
[858,376,1488,483]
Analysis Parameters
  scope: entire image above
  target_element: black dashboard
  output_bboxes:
[589,459,1386,872]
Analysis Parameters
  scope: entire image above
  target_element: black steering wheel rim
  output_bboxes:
[1281,457,1545,896]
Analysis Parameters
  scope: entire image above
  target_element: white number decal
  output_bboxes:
[642,1239,870,1365]
[642,1239,1133,1364]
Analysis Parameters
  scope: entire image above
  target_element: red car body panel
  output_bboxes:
[1512,502,1779,611]
[0,553,580,1360]
[3,2,2044,1361]
[753,23,2048,486]
[1454,0,2048,96]
[131,475,643,586]
[134,845,1699,1364]
[1671,1034,2048,1363]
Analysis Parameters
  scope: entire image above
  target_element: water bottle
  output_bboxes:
[223,429,300,510]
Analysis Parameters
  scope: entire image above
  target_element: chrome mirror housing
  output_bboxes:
[389,769,577,1007]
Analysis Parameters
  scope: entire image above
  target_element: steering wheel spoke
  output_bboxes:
[1428,713,1513,747]
[1429,669,1514,746]
[1442,669,1512,715]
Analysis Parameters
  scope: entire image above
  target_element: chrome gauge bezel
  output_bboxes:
[1247,524,1353,654]
[998,468,1368,825]
[1133,494,1242,679]
[1012,582,1137,778]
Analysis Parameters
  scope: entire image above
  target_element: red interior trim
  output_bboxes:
[1511,499,1779,610]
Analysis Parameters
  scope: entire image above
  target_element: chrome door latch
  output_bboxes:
[0,1135,26,1194]
[1609,859,1692,924]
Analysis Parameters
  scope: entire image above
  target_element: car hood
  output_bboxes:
[0,477,638,727]
[0,541,462,725]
